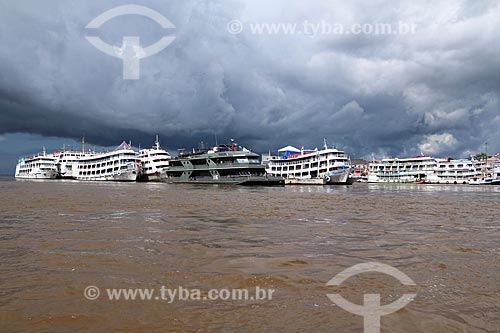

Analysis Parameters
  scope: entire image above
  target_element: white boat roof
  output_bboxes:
[278,145,300,152]
[114,141,133,151]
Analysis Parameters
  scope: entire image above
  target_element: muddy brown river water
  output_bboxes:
[1,177,499,332]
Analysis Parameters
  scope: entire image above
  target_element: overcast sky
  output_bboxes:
[1,0,499,173]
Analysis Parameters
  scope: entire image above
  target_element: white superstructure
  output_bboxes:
[264,140,352,184]
[368,156,437,183]
[468,161,495,185]
[73,141,140,181]
[492,161,500,185]
[426,159,484,184]
[53,138,96,178]
[138,135,171,181]
[15,148,58,179]
[368,156,496,184]
[53,150,96,179]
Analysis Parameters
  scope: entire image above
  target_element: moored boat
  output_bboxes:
[368,155,496,185]
[15,148,58,179]
[72,141,140,181]
[492,162,500,185]
[263,139,352,185]
[368,156,437,183]
[162,141,284,185]
[138,135,171,182]
[426,159,482,184]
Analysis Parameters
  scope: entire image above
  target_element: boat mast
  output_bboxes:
[81,136,85,153]
[485,142,488,166]
[155,135,160,150]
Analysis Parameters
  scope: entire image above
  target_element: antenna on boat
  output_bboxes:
[214,133,218,146]
[81,135,85,154]
[155,134,160,149]
[323,138,328,150]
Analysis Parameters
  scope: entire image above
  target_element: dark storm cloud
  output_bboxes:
[0,0,499,163]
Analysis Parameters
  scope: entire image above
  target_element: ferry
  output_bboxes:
[162,141,284,185]
[15,148,58,179]
[368,156,437,183]
[426,159,483,184]
[73,141,140,181]
[263,139,352,185]
[138,135,171,182]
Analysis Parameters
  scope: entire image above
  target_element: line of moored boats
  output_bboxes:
[14,136,500,186]
[367,156,500,185]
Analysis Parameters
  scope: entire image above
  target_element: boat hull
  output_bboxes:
[162,175,284,185]
[74,170,138,182]
[15,170,58,180]
[324,168,351,184]
[137,172,162,182]
[285,178,327,185]
[469,178,494,185]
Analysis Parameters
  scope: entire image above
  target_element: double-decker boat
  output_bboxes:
[138,135,171,182]
[162,141,284,185]
[263,139,352,185]
[73,141,140,181]
[15,148,58,179]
